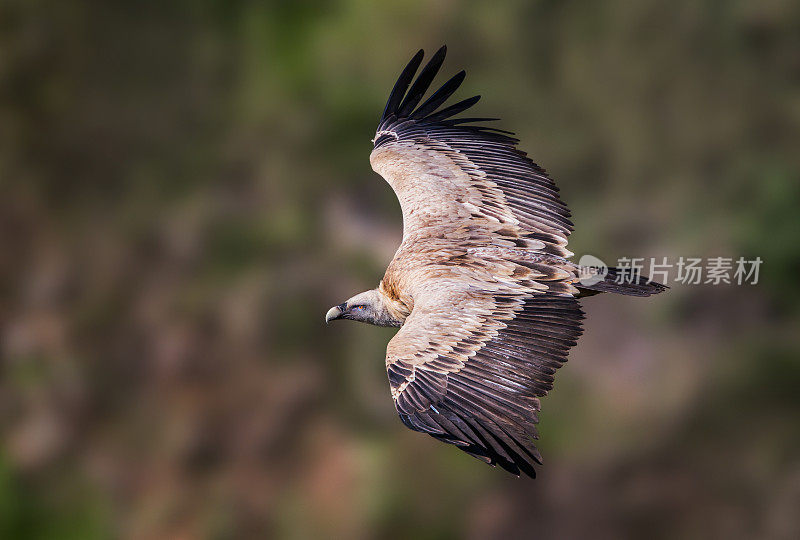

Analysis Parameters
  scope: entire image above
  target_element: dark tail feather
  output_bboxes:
[577,267,668,297]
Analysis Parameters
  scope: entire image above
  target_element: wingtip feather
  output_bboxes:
[378,46,493,131]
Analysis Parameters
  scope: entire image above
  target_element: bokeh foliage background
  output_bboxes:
[2,0,799,538]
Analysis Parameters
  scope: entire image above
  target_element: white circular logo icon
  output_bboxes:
[577,254,608,286]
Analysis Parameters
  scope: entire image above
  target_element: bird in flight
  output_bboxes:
[326,47,666,478]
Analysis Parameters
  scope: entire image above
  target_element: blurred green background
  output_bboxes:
[2,1,799,538]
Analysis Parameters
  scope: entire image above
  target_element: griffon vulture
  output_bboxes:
[326,47,666,478]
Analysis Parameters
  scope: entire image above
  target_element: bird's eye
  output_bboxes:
[353,305,365,311]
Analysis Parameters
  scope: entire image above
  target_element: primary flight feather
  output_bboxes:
[326,46,666,478]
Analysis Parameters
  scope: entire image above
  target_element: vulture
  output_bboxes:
[326,47,666,478]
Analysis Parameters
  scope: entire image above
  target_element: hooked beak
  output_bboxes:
[325,303,346,324]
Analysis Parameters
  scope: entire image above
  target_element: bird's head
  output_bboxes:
[325,289,402,327]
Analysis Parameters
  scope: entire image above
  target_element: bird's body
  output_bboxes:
[326,47,666,478]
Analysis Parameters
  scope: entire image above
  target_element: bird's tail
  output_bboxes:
[576,266,668,297]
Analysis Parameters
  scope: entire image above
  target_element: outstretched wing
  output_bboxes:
[370,46,574,258]
[386,284,583,478]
